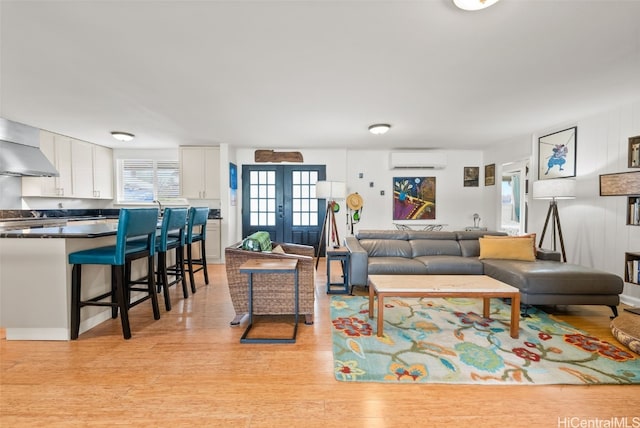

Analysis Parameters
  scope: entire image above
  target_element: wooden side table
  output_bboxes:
[326,246,350,294]
[239,258,299,343]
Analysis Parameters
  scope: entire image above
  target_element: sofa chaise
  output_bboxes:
[345,230,624,317]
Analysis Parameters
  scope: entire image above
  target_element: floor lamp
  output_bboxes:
[532,179,576,263]
[315,180,346,268]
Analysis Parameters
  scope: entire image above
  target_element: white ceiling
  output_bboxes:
[1,0,639,151]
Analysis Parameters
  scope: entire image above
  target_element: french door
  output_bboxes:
[242,165,326,249]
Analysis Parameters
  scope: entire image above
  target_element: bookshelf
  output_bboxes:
[625,252,640,285]
[628,196,640,226]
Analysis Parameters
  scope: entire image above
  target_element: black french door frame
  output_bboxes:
[241,164,326,249]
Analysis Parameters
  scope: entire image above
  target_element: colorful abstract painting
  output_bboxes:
[393,176,436,220]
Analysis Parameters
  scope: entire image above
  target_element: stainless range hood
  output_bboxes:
[0,117,59,177]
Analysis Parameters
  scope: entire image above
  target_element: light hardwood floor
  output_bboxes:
[1,260,639,427]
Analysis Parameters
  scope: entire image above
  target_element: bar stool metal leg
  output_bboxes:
[70,264,82,340]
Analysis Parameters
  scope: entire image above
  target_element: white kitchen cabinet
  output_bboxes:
[22,131,113,199]
[187,219,221,263]
[205,219,221,260]
[22,131,73,197]
[71,140,94,198]
[180,146,220,199]
[71,139,113,199]
[92,144,113,199]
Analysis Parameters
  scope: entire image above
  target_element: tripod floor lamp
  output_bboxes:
[315,180,346,268]
[532,178,576,262]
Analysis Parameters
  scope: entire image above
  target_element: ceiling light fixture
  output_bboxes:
[111,131,135,142]
[453,0,500,11]
[368,124,391,135]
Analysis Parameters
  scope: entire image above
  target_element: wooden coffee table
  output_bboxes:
[368,275,520,338]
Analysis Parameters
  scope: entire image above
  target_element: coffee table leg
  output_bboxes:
[377,293,384,337]
[368,282,374,319]
[483,297,490,318]
[510,293,520,338]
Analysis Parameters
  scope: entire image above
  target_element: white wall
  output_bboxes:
[524,101,640,306]
[232,147,348,243]
[0,176,22,209]
[229,148,487,243]
[219,143,236,251]
[345,149,487,233]
[482,135,533,232]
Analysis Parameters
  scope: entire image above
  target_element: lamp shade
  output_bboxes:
[315,181,346,200]
[532,179,576,200]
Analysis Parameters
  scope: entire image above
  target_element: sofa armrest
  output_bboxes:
[536,248,562,261]
[345,236,369,286]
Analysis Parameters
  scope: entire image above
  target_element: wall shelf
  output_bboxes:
[625,252,640,285]
[599,171,640,196]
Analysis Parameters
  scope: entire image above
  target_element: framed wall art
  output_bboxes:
[464,167,479,187]
[393,176,436,220]
[484,164,495,186]
[229,162,237,206]
[538,126,577,179]
[629,135,640,168]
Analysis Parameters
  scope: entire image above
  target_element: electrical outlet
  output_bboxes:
[358,173,364,179]
[369,182,374,187]
[380,190,385,196]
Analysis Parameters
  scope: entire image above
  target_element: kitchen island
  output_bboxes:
[0,223,131,340]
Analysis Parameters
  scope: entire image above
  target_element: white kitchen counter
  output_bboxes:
[0,223,147,340]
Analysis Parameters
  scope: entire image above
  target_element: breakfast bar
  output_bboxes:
[0,223,129,340]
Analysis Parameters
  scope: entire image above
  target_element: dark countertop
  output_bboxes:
[0,209,222,232]
[0,208,222,220]
[0,223,119,238]
[0,205,222,227]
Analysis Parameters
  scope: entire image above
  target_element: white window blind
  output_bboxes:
[119,159,180,203]
[156,160,180,199]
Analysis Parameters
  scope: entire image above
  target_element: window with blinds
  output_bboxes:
[119,159,180,202]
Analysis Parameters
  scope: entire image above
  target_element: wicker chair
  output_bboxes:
[225,242,316,326]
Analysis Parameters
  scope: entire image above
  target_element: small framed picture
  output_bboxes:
[463,167,479,187]
[629,136,640,168]
[229,162,237,189]
[484,164,495,186]
[538,126,577,179]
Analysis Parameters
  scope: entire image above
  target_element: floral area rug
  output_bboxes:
[331,295,640,384]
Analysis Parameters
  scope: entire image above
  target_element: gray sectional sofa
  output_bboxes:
[344,230,624,317]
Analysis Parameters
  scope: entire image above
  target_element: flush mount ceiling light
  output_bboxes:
[453,0,500,11]
[368,124,391,135]
[111,131,135,142]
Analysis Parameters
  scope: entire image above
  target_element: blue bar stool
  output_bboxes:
[68,208,160,340]
[185,207,210,293]
[156,207,189,311]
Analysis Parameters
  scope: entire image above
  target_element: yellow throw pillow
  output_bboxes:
[272,245,286,254]
[483,233,537,251]
[478,236,536,261]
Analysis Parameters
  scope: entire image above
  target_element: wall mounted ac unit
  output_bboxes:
[389,151,447,169]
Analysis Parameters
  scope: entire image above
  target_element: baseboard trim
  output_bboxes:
[620,293,640,308]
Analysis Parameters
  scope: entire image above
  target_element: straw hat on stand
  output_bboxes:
[346,193,363,211]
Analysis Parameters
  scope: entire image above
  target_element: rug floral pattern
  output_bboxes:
[330,296,640,384]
